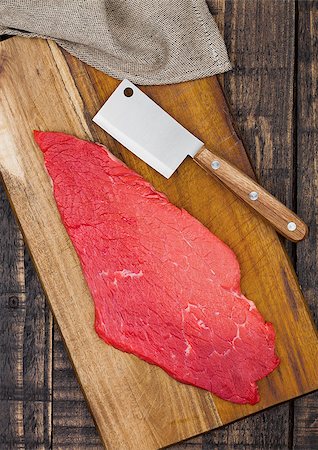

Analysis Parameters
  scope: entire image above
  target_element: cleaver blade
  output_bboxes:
[93,79,203,178]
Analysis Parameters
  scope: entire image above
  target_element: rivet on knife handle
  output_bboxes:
[194,146,308,242]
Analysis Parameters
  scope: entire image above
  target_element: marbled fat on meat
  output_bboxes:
[34,131,279,404]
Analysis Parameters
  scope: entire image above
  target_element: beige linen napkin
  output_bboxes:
[0,0,231,85]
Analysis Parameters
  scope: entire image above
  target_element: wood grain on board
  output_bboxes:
[0,34,317,450]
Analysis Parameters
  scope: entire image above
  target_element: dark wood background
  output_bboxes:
[0,0,317,448]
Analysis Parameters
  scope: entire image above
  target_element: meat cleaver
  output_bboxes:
[93,79,307,242]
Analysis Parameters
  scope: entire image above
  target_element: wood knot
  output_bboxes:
[8,295,19,309]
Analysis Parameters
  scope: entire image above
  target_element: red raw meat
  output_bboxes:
[34,131,279,404]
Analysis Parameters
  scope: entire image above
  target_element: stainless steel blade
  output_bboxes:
[93,79,203,178]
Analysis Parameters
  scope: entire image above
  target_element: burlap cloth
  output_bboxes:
[0,0,231,85]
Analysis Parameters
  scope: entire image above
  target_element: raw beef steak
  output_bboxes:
[34,131,279,404]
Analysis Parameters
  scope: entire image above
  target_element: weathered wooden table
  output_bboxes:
[0,1,317,448]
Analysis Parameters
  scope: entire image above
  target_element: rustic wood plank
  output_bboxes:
[53,326,102,449]
[0,185,23,296]
[167,436,203,450]
[23,249,52,448]
[293,1,318,449]
[0,182,25,449]
[203,1,296,449]
[0,180,52,448]
[203,406,291,450]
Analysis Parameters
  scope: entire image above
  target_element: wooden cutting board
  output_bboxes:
[0,37,317,450]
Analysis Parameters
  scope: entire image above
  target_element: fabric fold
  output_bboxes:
[0,0,231,85]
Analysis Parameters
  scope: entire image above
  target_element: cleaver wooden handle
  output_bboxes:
[194,146,308,242]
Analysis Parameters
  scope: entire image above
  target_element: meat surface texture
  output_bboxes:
[34,131,279,405]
